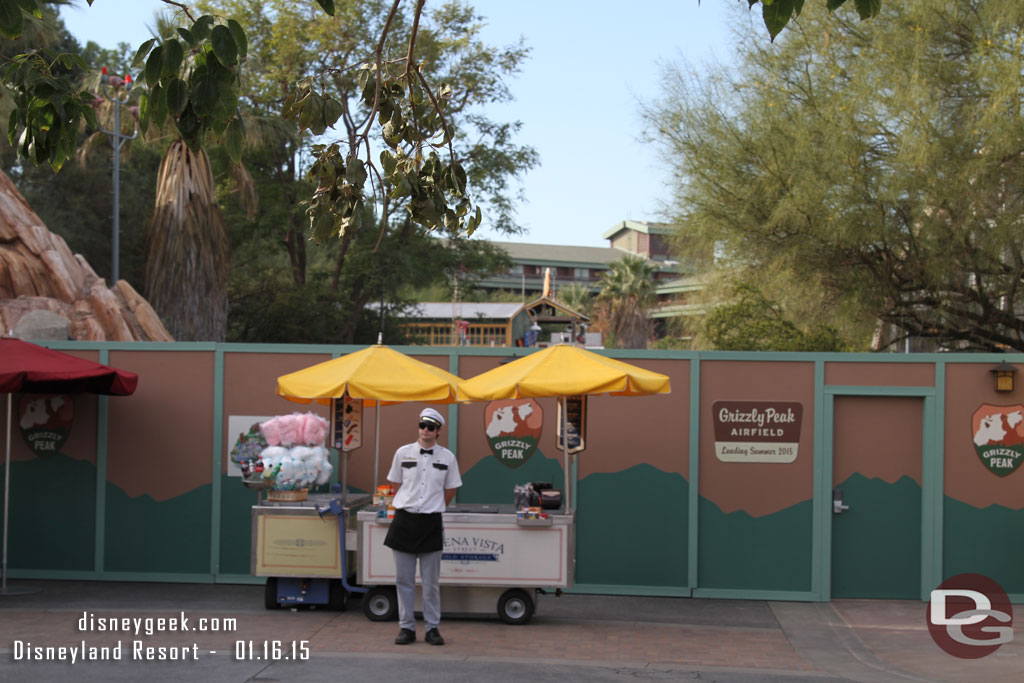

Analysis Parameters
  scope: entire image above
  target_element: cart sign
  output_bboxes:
[18,394,73,457]
[334,395,362,451]
[971,404,1024,477]
[485,399,542,469]
[712,401,802,463]
[556,395,586,454]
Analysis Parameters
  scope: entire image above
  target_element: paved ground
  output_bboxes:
[0,580,1020,682]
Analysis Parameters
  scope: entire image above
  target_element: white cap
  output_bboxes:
[419,407,445,428]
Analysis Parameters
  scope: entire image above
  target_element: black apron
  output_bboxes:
[384,508,444,554]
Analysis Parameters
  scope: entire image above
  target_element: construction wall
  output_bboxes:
[3,343,1023,602]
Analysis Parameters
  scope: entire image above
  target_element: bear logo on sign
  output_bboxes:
[484,399,542,469]
[971,404,1024,477]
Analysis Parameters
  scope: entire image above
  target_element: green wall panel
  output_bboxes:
[944,497,1024,594]
[575,465,687,588]
[104,483,212,574]
[219,474,258,575]
[459,450,565,505]
[831,474,921,599]
[2,455,95,570]
[698,497,812,592]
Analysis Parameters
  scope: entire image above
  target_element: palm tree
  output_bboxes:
[594,254,656,349]
[145,140,230,340]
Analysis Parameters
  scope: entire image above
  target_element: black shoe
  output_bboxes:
[394,628,416,645]
[425,628,444,646]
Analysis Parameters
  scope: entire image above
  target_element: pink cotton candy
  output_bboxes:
[302,413,328,446]
[277,414,302,446]
[260,417,282,446]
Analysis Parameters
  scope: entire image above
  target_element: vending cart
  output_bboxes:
[251,493,365,610]
[356,504,574,624]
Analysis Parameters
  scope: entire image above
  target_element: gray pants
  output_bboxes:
[392,549,442,631]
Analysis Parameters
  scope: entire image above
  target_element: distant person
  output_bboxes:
[383,407,462,646]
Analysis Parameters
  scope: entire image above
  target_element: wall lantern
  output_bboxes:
[991,360,1017,393]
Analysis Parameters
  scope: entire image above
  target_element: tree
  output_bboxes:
[702,284,847,351]
[593,254,655,349]
[643,0,1024,352]
[200,0,534,343]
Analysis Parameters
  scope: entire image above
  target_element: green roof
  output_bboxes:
[487,240,636,268]
[601,220,676,240]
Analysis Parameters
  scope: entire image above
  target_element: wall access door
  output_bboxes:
[830,396,924,599]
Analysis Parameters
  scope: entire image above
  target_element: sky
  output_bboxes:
[59,0,744,248]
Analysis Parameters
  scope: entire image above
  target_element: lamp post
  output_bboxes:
[98,67,139,286]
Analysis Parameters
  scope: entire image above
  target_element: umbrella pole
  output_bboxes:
[373,402,380,494]
[2,393,10,593]
[562,396,571,512]
[342,451,349,506]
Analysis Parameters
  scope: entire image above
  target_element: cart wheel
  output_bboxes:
[497,588,534,625]
[328,580,348,611]
[362,586,398,621]
[264,577,281,610]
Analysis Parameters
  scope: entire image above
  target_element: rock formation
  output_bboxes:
[0,169,172,341]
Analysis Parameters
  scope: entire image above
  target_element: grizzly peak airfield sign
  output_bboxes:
[712,401,802,463]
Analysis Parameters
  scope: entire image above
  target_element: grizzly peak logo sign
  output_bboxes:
[19,394,74,457]
[971,404,1024,477]
[484,399,542,469]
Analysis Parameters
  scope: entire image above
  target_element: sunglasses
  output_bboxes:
[418,421,439,432]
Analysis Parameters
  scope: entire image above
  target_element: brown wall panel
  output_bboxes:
[577,358,688,478]
[700,361,815,517]
[825,362,934,387]
[455,355,508,473]
[945,363,1024,510]
[833,396,922,485]
[106,350,215,501]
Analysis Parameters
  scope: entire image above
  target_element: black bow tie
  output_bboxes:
[420,448,433,455]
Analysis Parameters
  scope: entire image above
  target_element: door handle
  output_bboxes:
[833,487,850,514]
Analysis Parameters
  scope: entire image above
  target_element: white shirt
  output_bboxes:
[387,442,462,514]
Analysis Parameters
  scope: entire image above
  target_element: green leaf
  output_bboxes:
[132,38,156,67]
[138,92,150,134]
[7,109,18,146]
[826,0,847,10]
[322,97,343,127]
[175,101,200,139]
[853,0,880,19]
[161,39,184,77]
[227,19,247,59]
[177,27,196,46]
[149,82,167,127]
[314,0,336,16]
[191,15,215,42]
[0,0,24,39]
[380,149,397,177]
[165,78,188,116]
[189,70,220,119]
[225,115,243,163]
[762,0,796,40]
[144,44,164,87]
[345,157,367,187]
[211,25,238,66]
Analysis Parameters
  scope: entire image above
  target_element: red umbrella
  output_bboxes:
[0,338,138,395]
[1,337,138,594]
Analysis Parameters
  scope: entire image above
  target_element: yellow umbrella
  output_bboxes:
[276,345,463,495]
[457,344,670,400]
[457,345,670,510]
[277,345,462,406]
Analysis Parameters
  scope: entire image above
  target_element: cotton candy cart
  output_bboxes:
[256,344,465,610]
